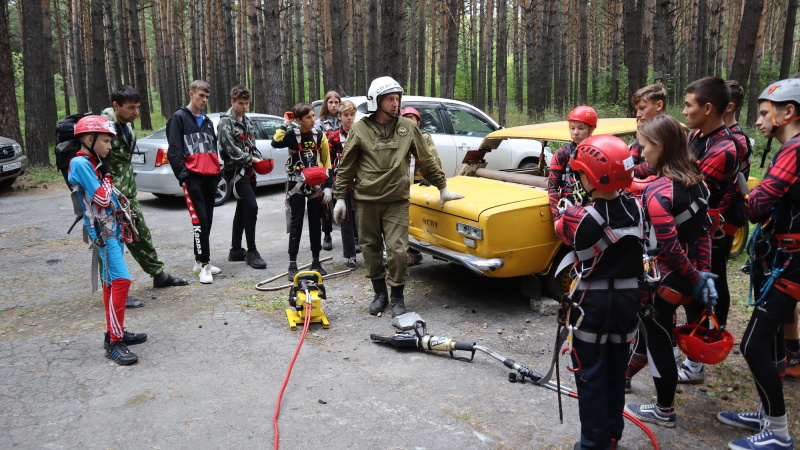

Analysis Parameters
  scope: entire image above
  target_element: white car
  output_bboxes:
[133,113,285,206]
[314,95,548,177]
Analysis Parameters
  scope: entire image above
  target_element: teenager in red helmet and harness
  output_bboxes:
[68,115,147,365]
[715,78,800,450]
[548,106,598,219]
[271,102,333,281]
[623,115,716,429]
[554,134,645,450]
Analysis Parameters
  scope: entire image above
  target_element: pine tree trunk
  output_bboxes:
[470,0,478,103]
[544,0,557,113]
[248,0,265,110]
[486,0,494,109]
[380,0,404,82]
[623,0,643,116]
[293,1,304,103]
[103,0,121,88]
[41,0,57,135]
[440,0,460,98]
[497,1,507,124]
[54,0,71,117]
[407,0,417,95]
[729,0,765,92]
[477,1,488,110]
[415,0,425,96]
[353,0,367,95]
[0,0,22,143]
[513,0,524,112]
[127,0,151,128]
[428,0,436,96]
[780,0,797,79]
[90,0,109,112]
[116,0,130,85]
[524,0,535,119]
[579,0,588,104]
[366,0,378,83]
[321,0,334,92]
[263,0,283,111]
[21,0,50,166]
[330,0,347,94]
[306,0,320,100]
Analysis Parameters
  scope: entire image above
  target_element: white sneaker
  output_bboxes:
[677,362,705,384]
[193,262,221,275]
[198,264,213,284]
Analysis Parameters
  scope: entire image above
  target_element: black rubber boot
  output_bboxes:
[390,285,406,317]
[369,279,389,315]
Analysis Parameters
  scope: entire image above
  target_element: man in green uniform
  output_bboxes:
[333,76,463,317]
[101,85,189,303]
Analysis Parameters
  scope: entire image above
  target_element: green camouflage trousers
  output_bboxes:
[126,197,165,277]
[355,200,409,287]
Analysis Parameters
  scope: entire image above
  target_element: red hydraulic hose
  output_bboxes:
[272,300,313,450]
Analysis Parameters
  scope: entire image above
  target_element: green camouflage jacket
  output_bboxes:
[218,106,259,170]
[100,107,138,198]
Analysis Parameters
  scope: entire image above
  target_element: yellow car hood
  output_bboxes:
[411,176,548,221]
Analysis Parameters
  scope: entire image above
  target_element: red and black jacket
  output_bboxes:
[548,142,577,218]
[688,126,739,213]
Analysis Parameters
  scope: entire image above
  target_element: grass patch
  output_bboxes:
[233,279,255,290]
[126,391,155,405]
[239,294,286,311]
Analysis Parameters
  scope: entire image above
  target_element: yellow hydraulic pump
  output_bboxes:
[286,271,329,330]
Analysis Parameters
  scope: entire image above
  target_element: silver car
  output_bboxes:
[0,136,29,189]
[313,95,548,177]
[133,112,285,206]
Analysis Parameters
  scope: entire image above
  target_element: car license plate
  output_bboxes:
[131,153,145,164]
[2,161,21,172]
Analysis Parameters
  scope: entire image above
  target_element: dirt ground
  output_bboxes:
[0,182,797,449]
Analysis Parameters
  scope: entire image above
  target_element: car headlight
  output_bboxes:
[456,222,483,240]
[12,143,22,156]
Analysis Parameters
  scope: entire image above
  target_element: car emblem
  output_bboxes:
[398,126,408,136]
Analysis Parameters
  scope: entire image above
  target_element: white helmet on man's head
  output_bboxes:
[367,76,403,112]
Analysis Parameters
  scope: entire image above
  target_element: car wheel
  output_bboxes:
[729,222,749,258]
[542,245,574,299]
[215,174,232,206]
[0,177,16,189]
[153,193,175,199]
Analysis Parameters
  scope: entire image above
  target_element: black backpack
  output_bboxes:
[55,112,93,187]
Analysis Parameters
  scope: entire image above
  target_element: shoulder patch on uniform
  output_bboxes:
[397,126,409,136]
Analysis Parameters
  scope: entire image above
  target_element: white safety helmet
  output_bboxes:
[366,76,404,112]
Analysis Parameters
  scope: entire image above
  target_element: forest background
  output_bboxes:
[0,0,798,170]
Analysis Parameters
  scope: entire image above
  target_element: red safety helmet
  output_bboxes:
[400,106,422,124]
[627,174,657,198]
[74,115,116,137]
[301,166,328,187]
[253,158,275,175]
[674,314,734,365]
[570,134,634,191]
[567,106,598,127]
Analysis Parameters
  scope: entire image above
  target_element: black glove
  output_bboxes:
[692,271,719,308]
[419,179,431,186]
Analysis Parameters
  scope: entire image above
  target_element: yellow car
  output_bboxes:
[409,118,641,298]
[410,118,757,298]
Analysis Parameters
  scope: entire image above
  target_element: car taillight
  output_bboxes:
[154,148,169,167]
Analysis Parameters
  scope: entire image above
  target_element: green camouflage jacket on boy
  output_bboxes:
[101,107,138,198]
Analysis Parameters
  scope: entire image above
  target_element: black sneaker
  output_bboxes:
[126,297,145,309]
[322,234,333,251]
[310,260,328,276]
[104,331,148,349]
[346,256,357,269]
[288,262,299,282]
[246,250,267,269]
[229,248,247,261]
[354,241,362,254]
[105,341,139,365]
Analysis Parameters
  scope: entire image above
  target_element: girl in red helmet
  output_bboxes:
[623,115,715,430]
[68,115,147,366]
[547,106,598,219]
[554,134,643,449]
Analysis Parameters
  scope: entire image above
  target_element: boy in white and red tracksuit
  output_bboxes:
[68,115,147,365]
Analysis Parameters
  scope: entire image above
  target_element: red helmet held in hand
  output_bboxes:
[570,134,634,192]
[567,106,598,127]
[253,159,275,175]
